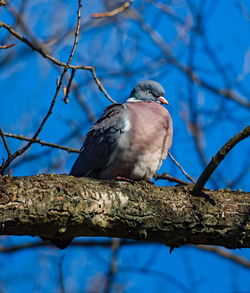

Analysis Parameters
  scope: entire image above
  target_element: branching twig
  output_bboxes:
[192,125,250,196]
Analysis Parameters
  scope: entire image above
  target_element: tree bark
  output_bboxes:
[0,174,249,249]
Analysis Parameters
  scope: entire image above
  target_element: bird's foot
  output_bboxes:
[115,176,135,183]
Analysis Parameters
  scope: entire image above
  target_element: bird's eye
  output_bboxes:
[147,89,152,94]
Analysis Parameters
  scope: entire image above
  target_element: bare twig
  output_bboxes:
[89,67,117,103]
[63,69,76,104]
[169,152,196,183]
[91,1,133,18]
[0,22,86,69]
[192,125,250,196]
[0,128,12,157]
[0,43,14,49]
[154,173,190,185]
[1,132,80,153]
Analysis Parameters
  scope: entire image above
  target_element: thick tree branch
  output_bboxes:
[0,174,250,249]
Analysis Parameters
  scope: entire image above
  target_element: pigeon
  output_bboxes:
[70,80,173,181]
[48,80,173,249]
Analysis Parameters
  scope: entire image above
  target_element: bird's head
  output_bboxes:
[127,80,168,105]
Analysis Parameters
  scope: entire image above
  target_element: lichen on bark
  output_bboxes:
[0,174,250,249]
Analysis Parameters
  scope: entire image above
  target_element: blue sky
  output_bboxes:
[1,0,250,292]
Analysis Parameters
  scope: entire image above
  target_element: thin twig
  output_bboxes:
[154,172,190,185]
[0,43,14,49]
[0,128,12,157]
[91,1,133,18]
[1,132,80,153]
[89,67,117,103]
[63,68,76,104]
[192,125,250,196]
[169,152,196,183]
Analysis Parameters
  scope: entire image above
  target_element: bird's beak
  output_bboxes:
[158,96,169,105]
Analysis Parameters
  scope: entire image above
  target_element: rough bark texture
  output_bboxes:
[0,174,250,249]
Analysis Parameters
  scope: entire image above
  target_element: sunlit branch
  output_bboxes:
[0,43,14,49]
[91,1,133,18]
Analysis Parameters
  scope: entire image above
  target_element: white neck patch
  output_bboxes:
[126,97,143,102]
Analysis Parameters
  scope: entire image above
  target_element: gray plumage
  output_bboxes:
[70,80,173,181]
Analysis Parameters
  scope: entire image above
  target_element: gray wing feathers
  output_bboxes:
[70,104,126,178]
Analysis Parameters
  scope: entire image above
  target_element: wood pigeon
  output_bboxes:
[47,80,173,249]
[70,80,173,181]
